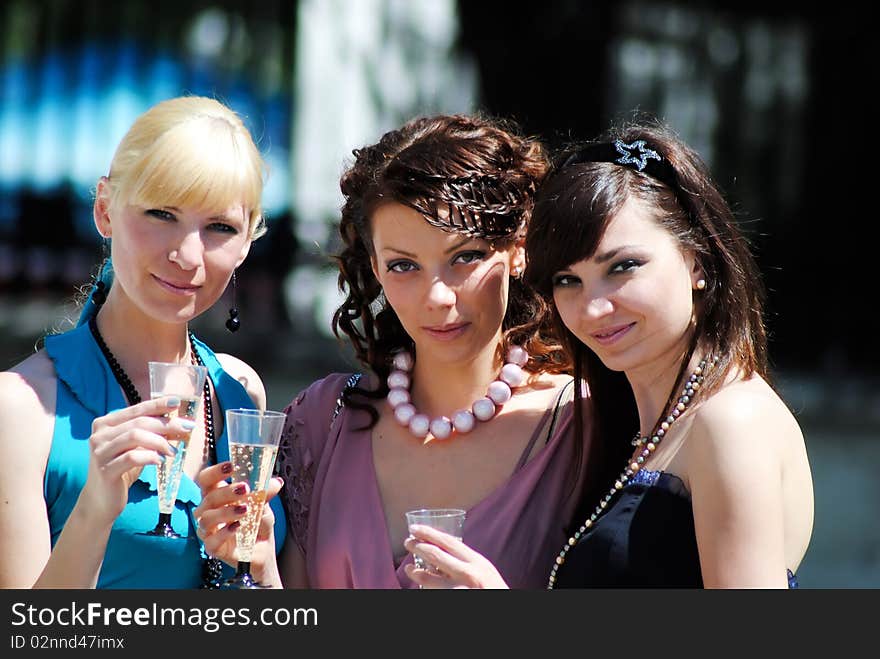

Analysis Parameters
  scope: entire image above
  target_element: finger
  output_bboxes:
[404,564,456,589]
[99,415,197,442]
[404,538,471,578]
[92,427,177,461]
[196,461,234,491]
[194,481,250,524]
[93,396,184,429]
[100,448,165,477]
[265,476,283,502]
[407,524,471,559]
[196,502,248,538]
[198,518,241,557]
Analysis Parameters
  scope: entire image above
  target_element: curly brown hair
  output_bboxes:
[332,113,571,426]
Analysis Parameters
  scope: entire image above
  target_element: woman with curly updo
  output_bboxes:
[197,114,595,588]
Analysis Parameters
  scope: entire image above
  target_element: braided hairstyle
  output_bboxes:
[333,114,571,426]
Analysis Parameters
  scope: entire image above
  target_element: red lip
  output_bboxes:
[152,274,200,295]
[591,322,635,345]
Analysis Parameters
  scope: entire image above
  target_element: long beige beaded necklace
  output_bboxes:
[547,356,718,589]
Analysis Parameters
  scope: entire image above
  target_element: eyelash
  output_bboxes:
[609,259,642,274]
[386,250,487,273]
[552,259,644,287]
[145,209,239,235]
[552,274,579,288]
[454,250,486,265]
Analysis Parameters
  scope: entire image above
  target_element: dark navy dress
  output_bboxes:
[553,469,798,588]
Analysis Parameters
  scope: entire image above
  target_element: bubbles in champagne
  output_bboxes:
[229,442,278,561]
[152,395,200,514]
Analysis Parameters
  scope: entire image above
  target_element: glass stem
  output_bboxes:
[158,512,172,527]
[235,561,252,577]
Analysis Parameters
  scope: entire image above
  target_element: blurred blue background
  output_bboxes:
[0,0,876,587]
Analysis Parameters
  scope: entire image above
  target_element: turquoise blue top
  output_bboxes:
[43,322,286,588]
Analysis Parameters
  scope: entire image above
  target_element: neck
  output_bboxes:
[93,294,192,399]
[627,340,702,437]
[408,342,504,418]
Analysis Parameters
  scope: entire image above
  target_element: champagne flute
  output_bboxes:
[222,408,286,589]
[140,361,208,538]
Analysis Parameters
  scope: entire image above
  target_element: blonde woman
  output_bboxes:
[0,96,285,589]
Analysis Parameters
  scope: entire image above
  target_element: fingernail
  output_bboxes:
[180,420,196,431]
[228,521,241,532]
[221,462,233,474]
[167,443,178,456]
[233,484,246,495]
[234,504,248,515]
[167,396,180,407]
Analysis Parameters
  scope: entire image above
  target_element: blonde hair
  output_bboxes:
[104,96,267,239]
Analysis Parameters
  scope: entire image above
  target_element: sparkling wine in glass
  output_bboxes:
[222,408,286,589]
[140,361,207,538]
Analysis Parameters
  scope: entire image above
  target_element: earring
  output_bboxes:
[91,280,107,307]
[512,265,523,279]
[695,278,706,290]
[225,271,241,333]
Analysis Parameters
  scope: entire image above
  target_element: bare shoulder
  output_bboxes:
[693,376,803,446]
[215,353,266,410]
[0,351,57,466]
[527,371,573,394]
[685,375,804,477]
[0,350,57,415]
[523,371,574,407]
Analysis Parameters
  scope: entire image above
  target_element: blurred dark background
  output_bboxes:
[1,0,876,587]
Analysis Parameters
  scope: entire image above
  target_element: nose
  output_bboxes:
[168,230,204,270]
[584,294,614,320]
[425,277,456,309]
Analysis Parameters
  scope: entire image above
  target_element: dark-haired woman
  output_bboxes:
[197,114,592,589]
[405,121,814,588]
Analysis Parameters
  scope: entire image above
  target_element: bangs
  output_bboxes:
[526,167,613,295]
[122,117,264,227]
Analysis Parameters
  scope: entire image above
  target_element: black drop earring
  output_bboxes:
[91,280,107,307]
[225,271,241,333]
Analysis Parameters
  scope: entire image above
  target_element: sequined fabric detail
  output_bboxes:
[628,468,661,487]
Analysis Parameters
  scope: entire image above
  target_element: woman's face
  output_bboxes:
[551,196,700,374]
[96,188,252,324]
[370,201,523,366]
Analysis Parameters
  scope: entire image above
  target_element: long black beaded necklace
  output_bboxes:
[87,317,225,588]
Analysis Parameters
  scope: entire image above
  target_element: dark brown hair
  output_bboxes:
[525,120,769,521]
[333,114,570,424]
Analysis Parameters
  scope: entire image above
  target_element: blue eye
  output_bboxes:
[209,222,239,235]
[387,260,417,273]
[610,259,642,274]
[146,209,175,221]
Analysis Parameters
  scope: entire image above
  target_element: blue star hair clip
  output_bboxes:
[613,139,661,171]
[557,137,675,188]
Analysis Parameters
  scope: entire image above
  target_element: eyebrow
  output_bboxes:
[593,245,642,264]
[380,236,477,258]
[160,206,243,224]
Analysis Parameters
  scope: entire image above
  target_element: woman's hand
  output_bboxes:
[78,396,187,526]
[403,525,509,589]
[194,461,283,586]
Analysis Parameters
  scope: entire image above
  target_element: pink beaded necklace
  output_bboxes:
[386,346,530,442]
